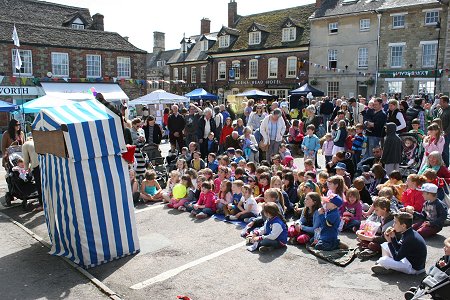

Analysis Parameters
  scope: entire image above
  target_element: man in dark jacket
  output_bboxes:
[224,131,241,151]
[197,107,217,158]
[405,98,425,131]
[381,122,403,176]
[142,115,163,160]
[364,98,387,159]
[168,105,186,151]
[320,98,334,127]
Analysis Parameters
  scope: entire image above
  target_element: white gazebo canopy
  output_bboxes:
[129,90,189,106]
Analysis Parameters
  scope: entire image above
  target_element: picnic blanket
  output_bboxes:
[306,245,358,267]
[212,214,247,228]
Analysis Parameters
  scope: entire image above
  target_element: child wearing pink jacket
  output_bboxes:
[190,182,217,219]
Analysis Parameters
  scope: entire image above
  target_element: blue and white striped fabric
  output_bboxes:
[32,100,140,268]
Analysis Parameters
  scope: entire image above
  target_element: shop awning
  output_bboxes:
[40,82,129,102]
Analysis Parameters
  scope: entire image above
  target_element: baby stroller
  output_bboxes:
[399,133,423,179]
[146,154,168,190]
[405,264,450,299]
[4,152,39,210]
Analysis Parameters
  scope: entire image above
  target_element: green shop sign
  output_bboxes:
[378,69,442,78]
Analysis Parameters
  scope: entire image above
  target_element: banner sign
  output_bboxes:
[379,69,442,78]
[0,86,39,96]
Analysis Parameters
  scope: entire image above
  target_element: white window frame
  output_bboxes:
[328,49,337,69]
[51,52,69,77]
[86,54,101,78]
[286,57,297,78]
[200,65,207,83]
[232,60,240,80]
[249,31,261,45]
[418,81,434,95]
[358,48,368,69]
[425,11,439,26]
[282,27,296,42]
[219,35,230,48]
[360,19,370,31]
[421,41,438,68]
[201,40,209,51]
[392,14,406,29]
[329,22,338,34]
[191,67,197,83]
[389,43,405,68]
[117,56,131,78]
[249,59,258,79]
[173,67,179,81]
[268,58,278,78]
[12,49,32,76]
[327,82,339,97]
[181,67,187,81]
[156,60,166,67]
[218,61,226,80]
[388,81,403,95]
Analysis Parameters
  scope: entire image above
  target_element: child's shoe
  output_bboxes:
[167,204,174,208]
[371,264,393,275]
[228,215,238,221]
[258,246,274,253]
[246,242,258,252]
[358,249,377,260]
[178,206,187,212]
[196,212,208,219]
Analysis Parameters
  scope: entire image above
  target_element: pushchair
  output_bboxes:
[405,263,450,299]
[144,151,168,190]
[4,152,39,210]
[399,133,423,179]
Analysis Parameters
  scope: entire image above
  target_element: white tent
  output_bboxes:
[129,90,189,106]
[40,82,128,102]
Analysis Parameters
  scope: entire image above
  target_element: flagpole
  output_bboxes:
[12,24,25,134]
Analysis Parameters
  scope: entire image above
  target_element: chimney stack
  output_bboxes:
[153,31,165,54]
[200,18,211,35]
[92,13,104,31]
[315,0,323,8]
[228,0,237,28]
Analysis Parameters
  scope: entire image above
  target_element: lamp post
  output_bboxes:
[181,34,192,92]
[434,18,441,97]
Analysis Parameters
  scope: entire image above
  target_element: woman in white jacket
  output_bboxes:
[259,108,286,162]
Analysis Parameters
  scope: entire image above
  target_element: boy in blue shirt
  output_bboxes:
[207,153,219,173]
[315,195,343,251]
[301,124,320,161]
[372,212,427,275]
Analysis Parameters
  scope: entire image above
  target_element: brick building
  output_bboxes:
[376,0,448,98]
[0,0,147,128]
[207,1,315,101]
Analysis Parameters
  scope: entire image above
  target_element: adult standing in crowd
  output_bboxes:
[439,95,450,167]
[349,97,365,125]
[320,97,334,128]
[364,98,387,159]
[248,104,267,131]
[168,104,186,152]
[2,119,25,170]
[130,118,146,178]
[406,98,426,131]
[387,99,406,133]
[198,108,216,158]
[184,104,202,146]
[225,131,241,150]
[213,106,223,140]
[244,99,254,124]
[260,108,286,161]
[303,105,321,134]
[142,115,163,159]
[22,137,42,211]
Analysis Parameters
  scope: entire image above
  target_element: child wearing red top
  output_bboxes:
[345,127,355,152]
[401,174,426,212]
[256,173,270,202]
[191,182,217,219]
[214,166,228,194]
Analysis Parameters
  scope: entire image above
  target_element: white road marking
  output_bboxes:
[130,241,246,289]
[134,204,165,214]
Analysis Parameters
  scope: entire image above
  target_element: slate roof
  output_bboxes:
[311,0,384,19]
[147,49,178,69]
[0,0,93,28]
[0,21,146,53]
[378,0,442,10]
[209,4,316,53]
[168,33,218,64]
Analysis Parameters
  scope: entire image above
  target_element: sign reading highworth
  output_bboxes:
[0,86,39,96]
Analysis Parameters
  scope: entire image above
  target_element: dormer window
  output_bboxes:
[201,40,209,51]
[282,27,296,42]
[156,60,166,67]
[71,17,85,29]
[249,31,261,45]
[219,35,230,48]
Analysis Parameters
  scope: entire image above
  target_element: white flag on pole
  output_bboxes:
[12,24,20,47]
[14,49,22,71]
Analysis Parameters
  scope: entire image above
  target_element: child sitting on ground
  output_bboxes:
[168,175,192,209]
[183,175,205,212]
[140,170,163,202]
[207,153,219,173]
[234,149,245,164]
[303,159,316,175]
[190,182,216,219]
[129,169,140,204]
[256,173,271,202]
[352,177,372,209]
[247,202,288,253]
[340,188,363,232]
[357,197,394,260]
[190,151,206,171]
[376,170,404,203]
[335,162,352,189]
[278,143,291,161]
[372,212,427,275]
[402,174,427,212]
[317,172,329,196]
[288,192,322,245]
[404,183,447,239]
[216,180,233,215]
[231,185,260,222]
[225,180,244,218]
[315,194,343,251]
[175,158,188,177]
[162,170,181,203]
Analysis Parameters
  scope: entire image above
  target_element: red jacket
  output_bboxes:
[345,135,354,151]
[402,189,425,212]
[197,191,216,211]
[220,125,233,145]
[437,166,450,184]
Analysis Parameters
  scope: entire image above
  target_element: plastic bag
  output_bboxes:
[358,220,381,238]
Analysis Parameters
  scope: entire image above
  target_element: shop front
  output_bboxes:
[0,85,43,128]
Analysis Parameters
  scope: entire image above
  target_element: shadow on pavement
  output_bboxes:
[257,247,288,263]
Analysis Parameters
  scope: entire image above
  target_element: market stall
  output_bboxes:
[32,99,140,268]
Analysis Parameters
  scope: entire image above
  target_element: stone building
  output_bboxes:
[376,0,448,98]
[0,0,147,128]
[207,1,315,101]
[147,32,176,92]
[309,0,384,99]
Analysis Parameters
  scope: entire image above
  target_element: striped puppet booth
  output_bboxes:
[32,99,140,268]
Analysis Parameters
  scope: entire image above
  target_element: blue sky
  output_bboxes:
[50,0,315,52]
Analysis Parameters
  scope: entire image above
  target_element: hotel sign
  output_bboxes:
[379,70,442,78]
[234,79,282,85]
[0,86,39,96]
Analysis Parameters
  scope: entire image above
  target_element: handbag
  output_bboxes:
[259,140,269,152]
[7,141,22,155]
